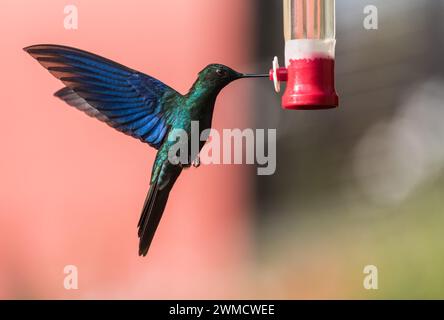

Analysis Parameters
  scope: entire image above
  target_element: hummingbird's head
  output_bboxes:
[197,64,268,92]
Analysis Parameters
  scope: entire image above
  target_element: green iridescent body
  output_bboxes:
[151,76,220,185]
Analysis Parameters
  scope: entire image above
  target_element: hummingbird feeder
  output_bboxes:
[269,0,339,110]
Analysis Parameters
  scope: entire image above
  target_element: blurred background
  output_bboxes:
[1,0,444,299]
[254,0,444,299]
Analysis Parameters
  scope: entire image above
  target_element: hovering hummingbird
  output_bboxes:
[24,44,267,256]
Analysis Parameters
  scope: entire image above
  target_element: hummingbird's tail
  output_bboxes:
[137,165,182,257]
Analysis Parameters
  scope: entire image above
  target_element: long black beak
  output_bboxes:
[241,73,269,78]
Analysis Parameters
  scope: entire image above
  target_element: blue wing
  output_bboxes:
[25,44,180,149]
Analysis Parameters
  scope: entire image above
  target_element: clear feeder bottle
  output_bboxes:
[274,0,339,110]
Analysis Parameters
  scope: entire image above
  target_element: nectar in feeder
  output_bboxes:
[270,0,339,110]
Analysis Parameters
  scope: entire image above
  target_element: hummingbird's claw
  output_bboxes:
[192,156,200,168]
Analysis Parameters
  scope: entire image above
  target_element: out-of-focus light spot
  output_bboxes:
[353,120,425,205]
[398,80,444,173]
[352,79,444,205]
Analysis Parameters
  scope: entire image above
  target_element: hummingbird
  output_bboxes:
[24,44,267,256]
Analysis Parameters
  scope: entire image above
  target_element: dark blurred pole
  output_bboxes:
[254,0,282,65]
[252,0,283,224]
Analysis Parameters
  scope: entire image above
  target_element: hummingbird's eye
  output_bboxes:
[215,69,225,77]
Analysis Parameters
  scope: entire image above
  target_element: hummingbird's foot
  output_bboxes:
[192,156,200,168]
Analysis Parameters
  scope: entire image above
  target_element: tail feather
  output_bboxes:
[138,166,182,256]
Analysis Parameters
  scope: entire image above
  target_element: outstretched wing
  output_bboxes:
[24,44,180,149]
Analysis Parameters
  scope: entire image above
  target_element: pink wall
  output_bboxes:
[0,0,253,299]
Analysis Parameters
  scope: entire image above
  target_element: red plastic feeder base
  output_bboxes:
[282,58,338,110]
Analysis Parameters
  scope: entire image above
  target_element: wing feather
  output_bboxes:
[25,44,181,149]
